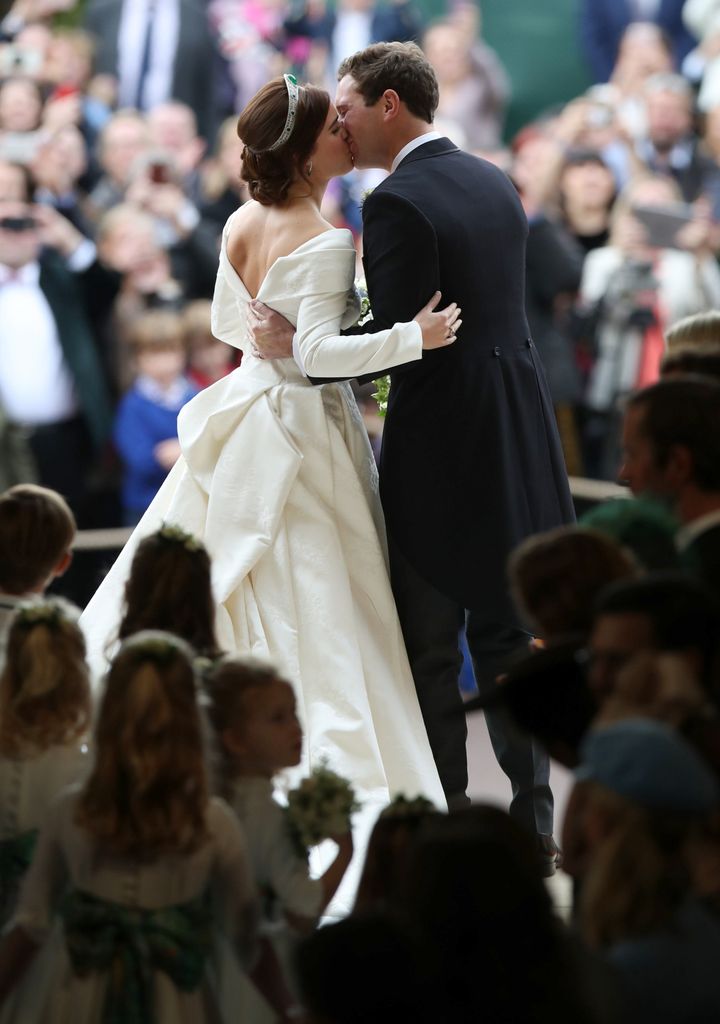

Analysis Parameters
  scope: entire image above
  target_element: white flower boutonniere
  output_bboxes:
[354,276,389,416]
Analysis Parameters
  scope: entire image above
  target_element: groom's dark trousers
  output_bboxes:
[388,535,553,832]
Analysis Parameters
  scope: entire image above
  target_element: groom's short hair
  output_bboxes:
[338,42,439,124]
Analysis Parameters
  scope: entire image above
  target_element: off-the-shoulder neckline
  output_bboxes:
[222,224,354,301]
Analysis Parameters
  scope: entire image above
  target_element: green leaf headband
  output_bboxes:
[379,794,437,820]
[265,74,301,152]
[15,599,73,631]
[158,522,201,552]
[119,630,194,666]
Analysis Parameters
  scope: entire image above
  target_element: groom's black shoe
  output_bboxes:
[446,792,472,811]
[537,834,562,878]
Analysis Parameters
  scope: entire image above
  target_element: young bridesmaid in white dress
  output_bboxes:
[205,657,354,917]
[81,76,458,907]
[0,599,90,928]
[0,632,282,1024]
[206,656,354,1020]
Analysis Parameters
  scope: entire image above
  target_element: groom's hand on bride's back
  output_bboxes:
[247,300,295,360]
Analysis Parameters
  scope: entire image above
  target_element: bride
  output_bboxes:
[81,74,456,891]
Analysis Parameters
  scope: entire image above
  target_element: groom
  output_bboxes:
[251,43,575,853]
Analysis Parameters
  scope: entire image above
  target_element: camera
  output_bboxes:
[0,215,37,232]
[148,160,172,185]
[0,45,43,77]
[614,259,658,329]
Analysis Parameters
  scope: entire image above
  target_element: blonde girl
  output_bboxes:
[0,599,90,927]
[205,657,353,928]
[204,657,353,1022]
[0,632,289,1024]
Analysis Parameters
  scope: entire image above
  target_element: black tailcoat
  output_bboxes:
[361,138,575,617]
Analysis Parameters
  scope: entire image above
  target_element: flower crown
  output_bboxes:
[119,630,194,666]
[379,794,437,820]
[158,523,201,552]
[15,599,75,631]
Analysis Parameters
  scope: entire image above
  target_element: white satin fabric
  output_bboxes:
[81,219,445,908]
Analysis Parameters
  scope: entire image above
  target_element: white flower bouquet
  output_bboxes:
[354,277,390,417]
[285,761,360,857]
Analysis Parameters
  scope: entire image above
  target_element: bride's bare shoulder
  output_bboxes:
[227,202,342,261]
[225,202,347,291]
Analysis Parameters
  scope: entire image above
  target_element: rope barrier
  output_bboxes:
[567,476,629,503]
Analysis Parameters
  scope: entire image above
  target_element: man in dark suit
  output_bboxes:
[0,163,116,514]
[635,73,720,216]
[578,0,696,83]
[84,0,230,143]
[285,0,423,73]
[252,44,575,858]
[620,377,720,603]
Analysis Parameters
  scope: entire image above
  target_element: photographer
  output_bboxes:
[575,174,720,478]
[0,161,117,511]
[125,149,221,298]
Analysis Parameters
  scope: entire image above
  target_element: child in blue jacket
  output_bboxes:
[114,310,198,524]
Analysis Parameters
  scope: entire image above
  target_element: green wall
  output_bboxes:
[420,0,594,141]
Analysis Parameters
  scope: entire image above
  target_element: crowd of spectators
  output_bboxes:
[506,5,720,478]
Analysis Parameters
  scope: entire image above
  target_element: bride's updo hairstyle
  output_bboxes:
[237,75,330,205]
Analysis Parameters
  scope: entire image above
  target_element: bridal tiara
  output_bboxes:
[265,73,301,152]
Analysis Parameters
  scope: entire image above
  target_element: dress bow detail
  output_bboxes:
[60,889,212,1024]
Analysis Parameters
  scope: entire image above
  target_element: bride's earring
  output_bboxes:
[305,160,313,176]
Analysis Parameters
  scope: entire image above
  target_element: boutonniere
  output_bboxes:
[354,277,372,326]
[373,375,390,417]
[354,276,389,416]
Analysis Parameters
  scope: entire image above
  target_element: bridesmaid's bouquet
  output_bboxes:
[355,277,390,417]
[285,761,360,858]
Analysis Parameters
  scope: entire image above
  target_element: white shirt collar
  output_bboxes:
[135,372,189,409]
[391,131,444,173]
[0,262,40,287]
[676,507,720,550]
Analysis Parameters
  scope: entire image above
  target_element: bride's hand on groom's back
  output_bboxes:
[247,300,295,360]
[414,291,462,350]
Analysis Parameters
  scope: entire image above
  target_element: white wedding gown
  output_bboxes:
[81,215,446,909]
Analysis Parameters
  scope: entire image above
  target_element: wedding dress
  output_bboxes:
[80,213,446,907]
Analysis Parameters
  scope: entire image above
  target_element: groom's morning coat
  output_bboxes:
[359,138,574,618]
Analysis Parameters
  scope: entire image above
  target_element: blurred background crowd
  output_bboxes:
[3,0,720,592]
